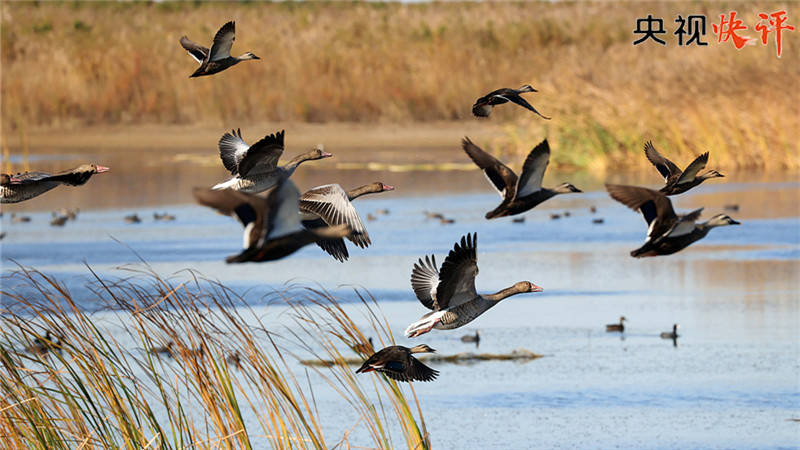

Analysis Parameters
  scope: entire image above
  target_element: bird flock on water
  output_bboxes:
[0,21,740,382]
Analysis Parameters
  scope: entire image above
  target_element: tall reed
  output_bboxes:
[0,264,429,449]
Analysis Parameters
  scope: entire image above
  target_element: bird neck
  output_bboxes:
[484,284,527,302]
[347,183,383,201]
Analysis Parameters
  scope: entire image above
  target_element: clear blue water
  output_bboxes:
[1,179,798,448]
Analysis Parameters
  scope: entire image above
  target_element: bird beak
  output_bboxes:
[529,282,543,292]
[321,152,333,158]
[383,184,395,191]
[252,55,261,60]
[729,219,741,225]
[96,166,110,173]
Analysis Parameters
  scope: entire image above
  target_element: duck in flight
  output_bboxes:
[212,129,332,193]
[405,233,542,338]
[194,177,357,263]
[1,164,109,204]
[462,138,581,219]
[356,344,438,382]
[606,184,740,257]
[472,85,550,119]
[299,182,395,262]
[644,141,724,195]
[180,21,260,77]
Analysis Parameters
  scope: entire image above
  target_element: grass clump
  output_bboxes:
[0,264,429,449]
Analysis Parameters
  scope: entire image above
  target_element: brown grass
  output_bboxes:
[1,2,797,170]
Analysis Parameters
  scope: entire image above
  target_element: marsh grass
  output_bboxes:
[1,2,797,170]
[0,264,429,449]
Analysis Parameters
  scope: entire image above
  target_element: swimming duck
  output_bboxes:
[50,215,68,227]
[225,352,242,369]
[153,212,176,221]
[299,182,394,262]
[1,164,109,204]
[211,129,332,193]
[356,344,439,382]
[180,21,260,77]
[424,211,445,220]
[124,214,141,224]
[592,218,605,224]
[463,138,581,219]
[606,316,626,332]
[644,141,724,195]
[27,331,62,355]
[472,85,550,119]
[512,217,525,224]
[460,330,480,345]
[405,233,543,338]
[550,213,561,220]
[194,177,357,263]
[606,184,740,257]
[660,324,680,340]
[149,342,175,357]
[11,213,31,223]
[439,217,455,224]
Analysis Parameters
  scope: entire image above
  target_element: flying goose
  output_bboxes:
[180,21,260,77]
[660,324,680,340]
[463,138,581,219]
[405,233,543,338]
[606,184,740,257]
[1,164,109,204]
[606,316,626,332]
[299,182,394,262]
[211,129,332,193]
[472,85,550,119]
[194,177,356,263]
[356,344,438,382]
[644,141,724,195]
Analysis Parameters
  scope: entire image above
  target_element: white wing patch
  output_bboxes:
[666,220,696,237]
[483,171,506,198]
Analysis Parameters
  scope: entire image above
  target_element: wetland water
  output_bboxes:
[1,154,798,448]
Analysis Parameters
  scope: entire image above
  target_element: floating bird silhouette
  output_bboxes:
[660,324,680,340]
[153,212,176,221]
[472,85,550,119]
[512,217,525,224]
[606,316,626,332]
[356,344,439,382]
[10,213,31,223]
[463,138,581,219]
[606,184,740,257]
[149,342,174,357]
[644,141,724,195]
[50,215,68,227]
[27,331,62,356]
[124,214,141,224]
[460,330,480,346]
[194,177,357,263]
[300,182,394,262]
[592,218,605,224]
[1,164,109,204]
[180,21,260,77]
[211,129,332,193]
[405,233,543,338]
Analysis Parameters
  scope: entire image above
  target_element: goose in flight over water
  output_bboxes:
[1,164,109,204]
[606,184,740,257]
[643,141,724,195]
[472,85,550,119]
[211,129,332,193]
[299,182,395,262]
[180,21,260,77]
[405,233,543,338]
[356,344,439,382]
[194,177,357,263]
[462,138,581,219]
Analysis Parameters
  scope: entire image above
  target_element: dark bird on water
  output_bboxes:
[512,217,525,224]
[180,21,260,77]
[124,214,141,224]
[1,164,109,204]
[472,85,550,119]
[463,138,581,219]
[660,324,680,340]
[606,316,626,332]
[356,344,439,382]
[643,141,724,195]
[460,330,480,345]
[606,184,739,257]
[299,182,394,262]
[592,218,605,224]
[194,177,357,263]
[405,233,542,338]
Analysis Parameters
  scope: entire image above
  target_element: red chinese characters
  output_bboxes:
[755,10,795,57]
[712,11,754,49]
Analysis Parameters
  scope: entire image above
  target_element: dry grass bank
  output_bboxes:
[1,2,797,170]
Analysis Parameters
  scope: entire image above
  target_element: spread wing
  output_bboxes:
[179,36,209,63]
[605,184,677,241]
[462,137,517,201]
[435,233,479,310]
[236,130,285,177]
[500,93,551,120]
[664,208,703,238]
[265,177,304,239]
[218,129,250,175]
[675,152,709,185]
[192,187,266,249]
[301,217,349,262]
[644,141,681,182]
[515,139,550,197]
[410,255,439,310]
[208,21,235,61]
[382,357,438,382]
[299,184,370,248]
